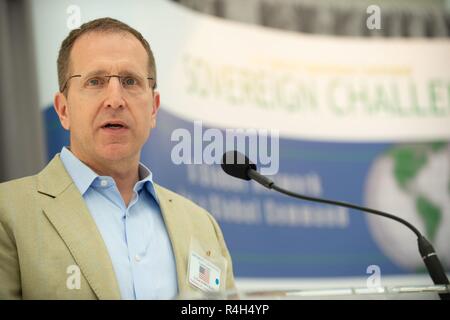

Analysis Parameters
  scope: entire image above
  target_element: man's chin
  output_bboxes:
[97,145,137,162]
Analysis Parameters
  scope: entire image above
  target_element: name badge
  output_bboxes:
[188,251,221,292]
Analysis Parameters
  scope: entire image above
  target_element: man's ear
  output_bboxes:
[150,91,160,129]
[54,92,70,130]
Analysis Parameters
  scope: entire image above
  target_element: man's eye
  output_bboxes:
[86,77,104,87]
[123,77,138,86]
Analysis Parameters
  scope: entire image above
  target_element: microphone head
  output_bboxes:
[221,151,256,181]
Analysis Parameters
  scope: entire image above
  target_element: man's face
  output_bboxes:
[54,31,160,167]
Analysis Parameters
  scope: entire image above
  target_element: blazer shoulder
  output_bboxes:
[153,182,222,228]
[0,175,38,229]
[0,175,38,200]
[154,183,207,213]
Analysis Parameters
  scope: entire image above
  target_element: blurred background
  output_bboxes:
[1,0,449,294]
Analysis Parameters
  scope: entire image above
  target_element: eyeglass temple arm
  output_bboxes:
[60,75,82,92]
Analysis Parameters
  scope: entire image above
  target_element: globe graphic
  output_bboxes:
[365,142,450,272]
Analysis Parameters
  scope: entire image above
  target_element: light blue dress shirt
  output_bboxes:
[60,147,178,299]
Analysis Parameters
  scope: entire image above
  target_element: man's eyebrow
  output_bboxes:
[83,69,145,78]
[117,70,146,77]
[84,69,109,78]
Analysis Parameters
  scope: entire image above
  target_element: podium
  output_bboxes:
[183,284,450,300]
[232,284,450,300]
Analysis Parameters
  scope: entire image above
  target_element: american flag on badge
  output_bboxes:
[199,264,210,284]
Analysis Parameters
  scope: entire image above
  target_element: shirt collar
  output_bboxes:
[135,161,159,204]
[59,146,159,202]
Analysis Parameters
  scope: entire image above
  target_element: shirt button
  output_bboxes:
[100,179,108,187]
[134,254,141,262]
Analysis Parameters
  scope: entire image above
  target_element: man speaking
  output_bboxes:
[0,17,234,299]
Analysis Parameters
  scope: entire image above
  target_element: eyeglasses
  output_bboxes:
[60,74,157,95]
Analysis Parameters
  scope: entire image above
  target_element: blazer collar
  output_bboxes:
[37,154,73,197]
[37,154,121,299]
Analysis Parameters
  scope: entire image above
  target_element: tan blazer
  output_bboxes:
[0,155,235,299]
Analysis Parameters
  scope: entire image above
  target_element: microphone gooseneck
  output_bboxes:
[221,151,450,300]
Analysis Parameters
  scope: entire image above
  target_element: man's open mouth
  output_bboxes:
[101,120,128,130]
[103,123,125,129]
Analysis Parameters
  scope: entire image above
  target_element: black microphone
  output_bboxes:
[221,150,450,300]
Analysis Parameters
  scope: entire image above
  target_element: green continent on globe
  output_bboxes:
[416,196,441,242]
[389,143,446,242]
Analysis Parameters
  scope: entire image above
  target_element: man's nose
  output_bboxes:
[104,77,125,109]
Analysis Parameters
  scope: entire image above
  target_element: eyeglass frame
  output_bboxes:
[60,74,157,93]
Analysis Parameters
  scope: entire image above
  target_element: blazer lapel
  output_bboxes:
[154,184,191,294]
[37,155,121,300]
